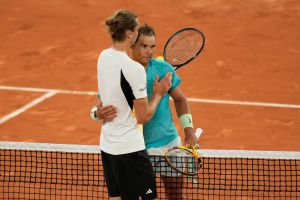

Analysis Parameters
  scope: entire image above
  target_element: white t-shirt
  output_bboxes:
[97,48,147,155]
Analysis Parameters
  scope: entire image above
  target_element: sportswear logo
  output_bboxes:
[188,118,191,123]
[146,189,153,194]
[139,86,146,92]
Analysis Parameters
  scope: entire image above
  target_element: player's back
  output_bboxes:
[97,48,147,155]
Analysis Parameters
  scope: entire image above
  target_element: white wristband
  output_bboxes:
[179,114,193,129]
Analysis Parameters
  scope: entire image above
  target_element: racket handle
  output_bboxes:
[195,128,203,139]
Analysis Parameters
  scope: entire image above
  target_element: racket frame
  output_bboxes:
[163,27,205,70]
[165,145,202,176]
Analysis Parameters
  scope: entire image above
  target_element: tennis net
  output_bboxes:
[0,141,299,199]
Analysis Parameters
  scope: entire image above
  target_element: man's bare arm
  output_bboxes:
[134,72,172,124]
[95,101,117,123]
[170,86,198,145]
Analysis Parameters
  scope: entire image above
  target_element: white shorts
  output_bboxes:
[150,137,183,177]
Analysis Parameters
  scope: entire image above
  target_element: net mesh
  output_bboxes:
[164,29,204,66]
[0,142,299,199]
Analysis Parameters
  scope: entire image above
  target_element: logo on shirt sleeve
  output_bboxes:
[139,86,146,92]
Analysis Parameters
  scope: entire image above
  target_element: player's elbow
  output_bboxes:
[136,116,149,124]
[135,113,151,124]
[174,95,188,104]
[137,119,146,124]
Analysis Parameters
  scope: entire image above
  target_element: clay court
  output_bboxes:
[0,0,300,151]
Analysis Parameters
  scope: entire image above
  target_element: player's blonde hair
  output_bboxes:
[106,10,138,42]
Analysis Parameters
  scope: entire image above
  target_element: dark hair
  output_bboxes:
[136,24,155,43]
[105,10,138,42]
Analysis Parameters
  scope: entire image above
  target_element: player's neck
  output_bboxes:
[143,63,148,69]
[132,56,148,69]
[112,41,131,55]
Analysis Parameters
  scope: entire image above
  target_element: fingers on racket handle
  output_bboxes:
[195,128,203,139]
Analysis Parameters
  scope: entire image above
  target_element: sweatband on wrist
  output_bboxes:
[179,113,193,129]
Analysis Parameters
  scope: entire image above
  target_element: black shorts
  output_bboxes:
[101,149,157,200]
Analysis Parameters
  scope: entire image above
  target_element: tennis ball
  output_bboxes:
[90,106,100,121]
[156,56,164,61]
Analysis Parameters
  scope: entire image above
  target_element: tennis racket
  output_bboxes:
[165,128,203,176]
[163,28,205,70]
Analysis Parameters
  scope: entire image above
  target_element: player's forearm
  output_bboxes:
[173,93,197,145]
[145,93,162,123]
[135,93,162,124]
[174,97,195,133]
[174,96,191,117]
[147,92,162,119]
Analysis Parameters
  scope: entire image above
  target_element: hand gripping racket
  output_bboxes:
[163,28,205,70]
[165,128,203,176]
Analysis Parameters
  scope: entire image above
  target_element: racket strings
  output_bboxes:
[167,36,202,63]
[166,148,201,175]
[165,30,204,66]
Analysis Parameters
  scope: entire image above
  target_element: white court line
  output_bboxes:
[0,91,57,124]
[0,85,97,96]
[1,85,300,109]
[188,98,300,109]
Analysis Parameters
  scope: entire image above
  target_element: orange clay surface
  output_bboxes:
[0,0,299,151]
